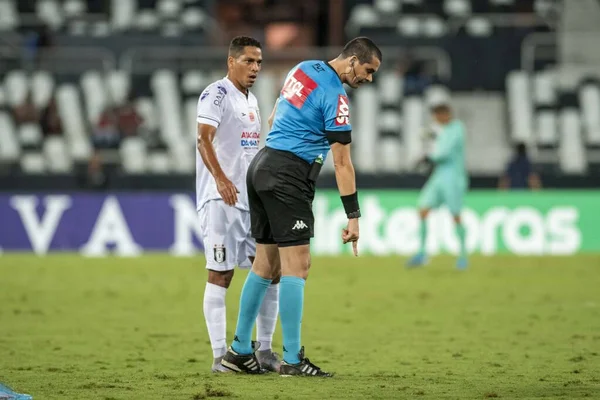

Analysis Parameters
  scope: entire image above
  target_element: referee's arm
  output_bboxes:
[330,141,356,196]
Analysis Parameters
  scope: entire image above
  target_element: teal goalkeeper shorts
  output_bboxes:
[418,177,466,216]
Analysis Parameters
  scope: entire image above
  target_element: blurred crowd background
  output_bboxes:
[0,0,597,192]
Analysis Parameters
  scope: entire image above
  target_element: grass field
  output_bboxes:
[1,254,600,400]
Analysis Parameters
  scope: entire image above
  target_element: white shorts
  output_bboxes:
[198,200,256,271]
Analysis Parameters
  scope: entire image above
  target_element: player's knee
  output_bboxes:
[207,269,234,288]
[271,269,281,284]
[453,215,461,225]
[419,209,430,219]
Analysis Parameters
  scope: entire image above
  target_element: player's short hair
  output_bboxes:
[340,37,382,64]
[228,36,262,58]
[431,104,451,114]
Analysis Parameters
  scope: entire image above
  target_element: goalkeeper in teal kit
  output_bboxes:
[408,102,469,269]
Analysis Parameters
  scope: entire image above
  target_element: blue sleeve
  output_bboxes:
[321,86,352,133]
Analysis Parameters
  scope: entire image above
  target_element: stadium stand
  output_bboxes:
[0,0,597,188]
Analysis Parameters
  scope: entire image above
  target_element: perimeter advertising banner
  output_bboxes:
[0,191,598,256]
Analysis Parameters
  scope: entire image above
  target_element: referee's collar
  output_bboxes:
[324,61,343,84]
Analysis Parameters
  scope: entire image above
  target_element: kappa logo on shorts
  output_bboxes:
[335,95,350,126]
[213,245,226,263]
[292,220,308,230]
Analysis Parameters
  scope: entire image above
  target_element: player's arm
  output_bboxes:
[429,129,458,163]
[196,87,239,206]
[197,123,239,206]
[268,98,279,130]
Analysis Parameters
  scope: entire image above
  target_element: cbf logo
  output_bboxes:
[213,244,226,263]
[335,95,350,126]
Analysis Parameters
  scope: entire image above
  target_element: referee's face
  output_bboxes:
[348,56,381,89]
[229,46,263,90]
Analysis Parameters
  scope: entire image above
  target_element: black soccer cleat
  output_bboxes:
[279,346,333,377]
[220,340,265,374]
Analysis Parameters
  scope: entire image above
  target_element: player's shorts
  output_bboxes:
[418,176,466,215]
[198,200,256,271]
[247,146,315,247]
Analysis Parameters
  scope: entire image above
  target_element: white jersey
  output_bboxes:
[195,77,261,212]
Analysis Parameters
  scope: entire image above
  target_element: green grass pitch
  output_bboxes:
[1,254,600,399]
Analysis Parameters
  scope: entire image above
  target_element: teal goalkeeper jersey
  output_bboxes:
[429,120,468,185]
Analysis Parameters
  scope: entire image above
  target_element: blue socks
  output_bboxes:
[231,271,272,355]
[279,276,305,364]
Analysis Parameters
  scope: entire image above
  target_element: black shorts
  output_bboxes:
[247,147,315,247]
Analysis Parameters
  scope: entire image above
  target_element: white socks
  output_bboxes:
[203,282,279,358]
[256,283,279,351]
[203,282,227,358]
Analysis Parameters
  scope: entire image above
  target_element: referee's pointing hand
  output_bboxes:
[342,218,360,256]
[216,174,240,206]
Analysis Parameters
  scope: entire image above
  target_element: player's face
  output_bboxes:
[433,109,451,125]
[230,46,263,90]
[348,56,381,88]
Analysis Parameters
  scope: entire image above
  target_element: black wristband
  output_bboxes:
[341,192,361,219]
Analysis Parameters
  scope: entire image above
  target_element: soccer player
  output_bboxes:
[196,36,280,373]
[407,101,469,269]
[220,37,382,376]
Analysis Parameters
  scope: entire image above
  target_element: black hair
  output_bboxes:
[228,36,262,58]
[516,142,527,156]
[340,37,382,64]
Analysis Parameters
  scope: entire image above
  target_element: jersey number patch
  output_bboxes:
[281,69,318,109]
[335,95,350,126]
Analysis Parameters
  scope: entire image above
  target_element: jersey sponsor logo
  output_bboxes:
[241,131,260,149]
[281,68,318,109]
[249,111,255,122]
[213,244,226,263]
[200,90,210,102]
[335,95,350,126]
[312,62,325,73]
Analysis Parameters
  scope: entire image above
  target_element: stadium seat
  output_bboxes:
[30,71,55,110]
[181,70,207,96]
[353,87,378,173]
[90,21,112,37]
[185,98,198,141]
[181,7,205,31]
[444,0,472,17]
[68,19,88,36]
[559,109,587,173]
[4,70,28,107]
[56,84,92,162]
[397,17,421,37]
[63,0,86,17]
[0,111,20,162]
[536,110,558,147]
[20,152,47,174]
[80,70,108,125]
[106,70,131,106]
[44,136,73,173]
[0,0,19,31]
[136,10,160,31]
[533,70,556,106]
[135,97,159,136]
[375,0,401,13]
[36,0,65,31]
[579,83,600,146]
[378,137,404,172]
[169,141,195,173]
[466,17,493,37]
[120,137,148,173]
[146,151,171,174]
[422,16,447,37]
[403,97,425,169]
[348,4,379,28]
[19,123,43,149]
[110,0,137,31]
[507,71,534,144]
[157,0,181,18]
[378,71,403,104]
[151,70,185,151]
